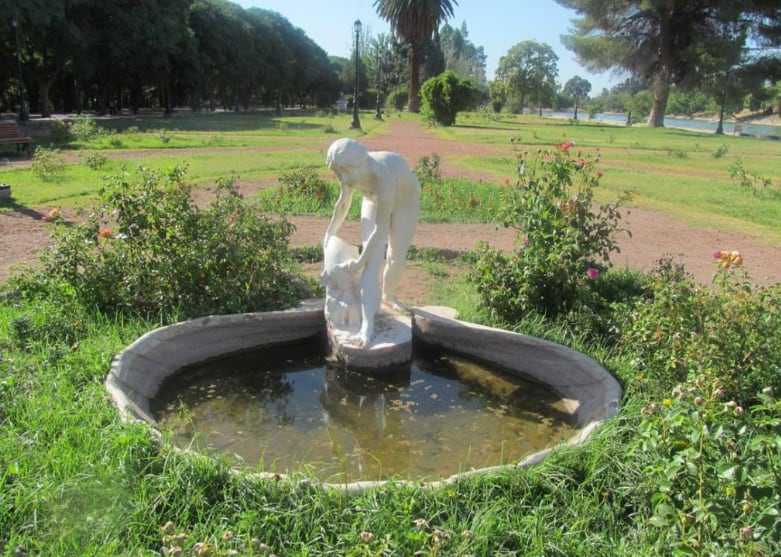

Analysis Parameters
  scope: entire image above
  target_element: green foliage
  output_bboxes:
[48,119,73,144]
[413,153,442,183]
[494,41,559,113]
[83,151,108,170]
[730,158,779,200]
[630,379,781,555]
[420,70,483,126]
[617,256,781,405]
[31,146,67,182]
[13,166,301,320]
[421,177,504,223]
[712,144,729,158]
[269,167,337,214]
[70,115,104,142]
[470,140,627,320]
[385,86,409,111]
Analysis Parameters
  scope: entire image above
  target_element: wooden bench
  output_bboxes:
[0,121,32,155]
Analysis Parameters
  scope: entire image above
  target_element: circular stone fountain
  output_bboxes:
[105,300,621,491]
[105,138,621,490]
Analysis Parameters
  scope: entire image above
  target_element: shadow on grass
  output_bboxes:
[92,110,328,133]
[0,194,46,220]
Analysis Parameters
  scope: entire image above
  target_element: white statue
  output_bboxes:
[321,235,361,328]
[322,138,421,347]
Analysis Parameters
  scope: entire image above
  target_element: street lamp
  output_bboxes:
[11,17,29,122]
[374,50,383,120]
[350,19,362,130]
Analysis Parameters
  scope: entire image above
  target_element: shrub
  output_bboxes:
[729,158,779,201]
[385,86,408,111]
[419,71,483,126]
[630,379,781,555]
[469,140,629,321]
[617,254,781,404]
[31,146,67,181]
[414,153,442,183]
[71,115,102,141]
[272,167,335,213]
[15,165,302,319]
[84,151,108,170]
[712,144,729,158]
[49,119,73,144]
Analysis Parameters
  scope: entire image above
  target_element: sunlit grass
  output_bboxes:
[2,109,780,243]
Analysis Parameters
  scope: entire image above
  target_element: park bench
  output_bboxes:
[0,121,32,155]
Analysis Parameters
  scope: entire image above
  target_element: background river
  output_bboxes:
[544,110,780,137]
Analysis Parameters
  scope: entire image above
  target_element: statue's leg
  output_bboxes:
[358,253,383,345]
[382,198,420,310]
[356,196,383,345]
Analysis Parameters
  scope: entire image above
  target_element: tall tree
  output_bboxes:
[439,22,487,88]
[556,0,744,127]
[494,41,558,114]
[562,75,591,119]
[373,0,457,112]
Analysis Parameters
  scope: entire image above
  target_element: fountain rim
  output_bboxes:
[105,300,621,492]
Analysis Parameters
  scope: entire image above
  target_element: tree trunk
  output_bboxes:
[38,73,58,117]
[647,79,670,127]
[647,10,675,127]
[407,42,421,113]
[715,90,727,135]
[574,95,579,120]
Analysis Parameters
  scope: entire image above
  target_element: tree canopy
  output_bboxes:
[562,75,592,119]
[556,0,781,126]
[373,0,458,113]
[494,41,558,115]
[439,22,487,89]
[1,0,339,116]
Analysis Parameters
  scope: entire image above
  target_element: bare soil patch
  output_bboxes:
[2,120,779,300]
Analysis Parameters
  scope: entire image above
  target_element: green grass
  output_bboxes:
[3,110,780,246]
[436,113,781,244]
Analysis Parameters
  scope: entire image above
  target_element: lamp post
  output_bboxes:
[374,50,383,120]
[350,19,362,129]
[11,17,29,122]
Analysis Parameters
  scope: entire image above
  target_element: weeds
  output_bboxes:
[83,151,108,170]
[730,158,779,200]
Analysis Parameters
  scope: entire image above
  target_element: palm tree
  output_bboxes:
[373,0,457,113]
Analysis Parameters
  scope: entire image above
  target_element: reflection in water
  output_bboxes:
[153,342,576,483]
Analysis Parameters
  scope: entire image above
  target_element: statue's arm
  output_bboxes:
[324,186,353,247]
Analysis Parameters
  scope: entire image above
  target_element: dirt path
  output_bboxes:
[2,119,779,293]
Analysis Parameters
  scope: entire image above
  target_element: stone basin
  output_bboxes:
[105,300,621,491]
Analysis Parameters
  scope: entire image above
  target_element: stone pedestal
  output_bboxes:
[327,309,412,372]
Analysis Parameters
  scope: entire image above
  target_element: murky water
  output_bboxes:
[153,342,577,483]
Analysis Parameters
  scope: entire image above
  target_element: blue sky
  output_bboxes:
[234,0,623,93]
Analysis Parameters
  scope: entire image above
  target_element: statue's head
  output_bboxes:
[326,138,368,172]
